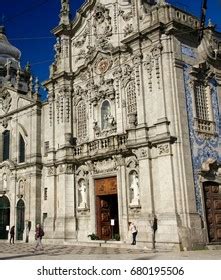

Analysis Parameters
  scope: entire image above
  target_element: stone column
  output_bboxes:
[114,155,128,242]
[54,164,76,241]
[153,142,180,249]
[132,147,154,245]
[44,166,57,240]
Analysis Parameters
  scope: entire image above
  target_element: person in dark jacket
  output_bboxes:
[34,224,44,251]
[9,226,15,244]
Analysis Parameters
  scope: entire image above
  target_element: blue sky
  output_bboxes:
[1,0,221,97]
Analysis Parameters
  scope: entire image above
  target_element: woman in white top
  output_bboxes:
[129,222,138,245]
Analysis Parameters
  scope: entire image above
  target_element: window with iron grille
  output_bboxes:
[77,102,87,139]
[194,81,214,134]
[194,81,209,120]
[3,130,10,161]
[126,81,137,114]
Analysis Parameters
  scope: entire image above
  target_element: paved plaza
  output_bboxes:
[0,243,220,260]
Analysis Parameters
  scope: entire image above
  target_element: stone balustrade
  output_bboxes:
[74,134,127,159]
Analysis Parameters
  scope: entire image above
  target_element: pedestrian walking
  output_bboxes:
[129,222,138,245]
[34,224,44,252]
[9,226,15,244]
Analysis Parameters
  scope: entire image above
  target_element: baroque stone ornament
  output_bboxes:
[94,159,117,174]
[47,166,56,176]
[95,57,112,75]
[0,117,11,128]
[132,147,149,160]
[0,90,12,113]
[93,4,112,39]
[157,143,170,155]
[144,54,153,92]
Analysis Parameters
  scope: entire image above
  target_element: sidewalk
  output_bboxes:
[0,243,220,260]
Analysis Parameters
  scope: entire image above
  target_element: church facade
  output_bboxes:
[0,0,221,250]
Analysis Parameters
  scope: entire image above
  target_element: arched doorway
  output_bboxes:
[16,199,25,240]
[0,196,10,239]
[203,182,221,243]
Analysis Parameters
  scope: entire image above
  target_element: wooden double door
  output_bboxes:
[204,182,221,243]
[95,177,119,240]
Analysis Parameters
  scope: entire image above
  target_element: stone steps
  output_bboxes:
[206,244,221,250]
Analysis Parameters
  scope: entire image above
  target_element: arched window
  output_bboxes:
[101,100,111,130]
[77,102,87,139]
[19,133,25,163]
[2,130,10,161]
[126,81,137,114]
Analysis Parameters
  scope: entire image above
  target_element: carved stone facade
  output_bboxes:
[1,1,221,249]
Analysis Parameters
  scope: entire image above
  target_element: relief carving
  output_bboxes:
[123,24,134,37]
[92,3,113,52]
[0,90,12,113]
[119,9,133,22]
[94,57,112,75]
[48,166,56,176]
[93,4,112,39]
[144,54,153,92]
[132,147,149,159]
[157,143,170,155]
[94,159,117,174]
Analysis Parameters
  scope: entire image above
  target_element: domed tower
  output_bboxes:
[0,26,32,93]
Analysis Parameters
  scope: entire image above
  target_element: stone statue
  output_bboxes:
[3,174,7,190]
[79,180,87,208]
[130,172,140,205]
[19,180,24,196]
[61,0,69,12]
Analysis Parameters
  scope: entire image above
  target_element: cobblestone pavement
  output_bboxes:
[0,243,220,260]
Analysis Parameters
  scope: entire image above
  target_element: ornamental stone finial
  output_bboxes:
[59,0,70,25]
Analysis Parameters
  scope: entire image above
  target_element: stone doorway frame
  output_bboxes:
[94,176,119,240]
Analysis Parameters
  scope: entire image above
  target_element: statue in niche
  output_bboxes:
[3,174,7,190]
[18,180,25,196]
[101,100,112,130]
[130,172,140,205]
[78,179,88,208]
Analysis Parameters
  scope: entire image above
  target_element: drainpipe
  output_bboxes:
[150,216,158,250]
